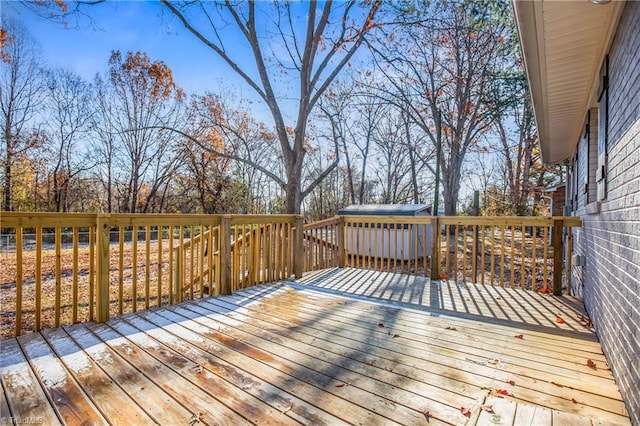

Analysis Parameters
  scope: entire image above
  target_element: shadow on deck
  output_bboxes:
[0,268,631,425]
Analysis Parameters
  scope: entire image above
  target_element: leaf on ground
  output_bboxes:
[571,398,578,404]
[335,383,345,388]
[514,334,524,339]
[460,407,471,417]
[556,316,565,324]
[445,326,457,331]
[586,359,597,369]
[282,403,293,414]
[506,380,515,386]
[189,412,204,426]
[487,359,499,365]
[439,272,448,281]
[496,296,502,300]
[496,389,513,396]
[365,360,375,366]
[423,410,431,420]
[384,366,394,372]
[378,323,384,328]
[393,334,400,338]
[481,405,494,413]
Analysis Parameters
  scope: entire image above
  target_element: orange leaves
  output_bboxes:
[556,317,565,324]
[496,389,513,397]
[439,272,449,281]
[460,407,471,417]
[480,404,494,413]
[586,359,597,370]
[0,29,14,64]
[572,398,578,404]
[506,380,515,386]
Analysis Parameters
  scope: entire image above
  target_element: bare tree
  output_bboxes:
[105,51,185,213]
[370,1,510,215]
[0,19,45,211]
[42,67,95,212]
[159,1,381,213]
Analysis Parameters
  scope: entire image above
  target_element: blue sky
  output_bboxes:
[3,1,260,99]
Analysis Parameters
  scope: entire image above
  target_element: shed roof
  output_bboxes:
[338,204,431,216]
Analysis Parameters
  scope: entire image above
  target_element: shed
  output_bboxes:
[338,204,432,260]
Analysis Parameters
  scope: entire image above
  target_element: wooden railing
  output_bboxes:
[303,215,581,295]
[0,212,302,338]
[1,211,579,339]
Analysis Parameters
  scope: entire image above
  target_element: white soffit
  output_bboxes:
[513,0,624,165]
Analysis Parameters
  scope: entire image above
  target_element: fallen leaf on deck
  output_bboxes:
[496,389,513,396]
[586,359,597,369]
[439,272,449,281]
[282,403,293,414]
[506,380,515,386]
[365,360,375,366]
[480,386,492,391]
[514,334,524,339]
[189,412,204,425]
[335,383,345,387]
[445,326,457,331]
[481,405,494,413]
[496,296,502,300]
[460,407,471,417]
[572,398,578,404]
[487,359,499,365]
[423,410,431,420]
[556,317,565,324]
[378,323,385,328]
[384,366,394,372]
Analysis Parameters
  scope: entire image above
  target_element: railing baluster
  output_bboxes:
[35,227,42,330]
[73,227,80,321]
[118,226,124,315]
[15,227,23,336]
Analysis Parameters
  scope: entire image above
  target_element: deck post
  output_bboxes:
[430,217,440,280]
[337,216,346,268]
[294,215,305,278]
[96,214,111,323]
[219,215,232,295]
[552,218,564,296]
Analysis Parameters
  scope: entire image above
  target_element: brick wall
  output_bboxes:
[573,2,640,424]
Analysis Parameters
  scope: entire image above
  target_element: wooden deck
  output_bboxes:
[1,269,631,425]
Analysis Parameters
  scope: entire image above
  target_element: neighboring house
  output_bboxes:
[514,1,639,424]
[543,183,566,217]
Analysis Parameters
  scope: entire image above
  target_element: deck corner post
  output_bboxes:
[294,215,305,278]
[219,215,232,296]
[96,213,111,323]
[430,217,440,280]
[337,215,346,268]
[552,218,564,296]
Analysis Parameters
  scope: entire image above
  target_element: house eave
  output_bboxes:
[513,0,625,165]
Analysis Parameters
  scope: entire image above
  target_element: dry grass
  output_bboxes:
[0,240,208,340]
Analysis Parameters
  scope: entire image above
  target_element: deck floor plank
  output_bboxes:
[63,323,194,425]
[170,300,477,424]
[0,268,631,426]
[106,315,299,426]
[41,327,155,425]
[238,286,624,406]
[86,321,250,426]
[115,311,345,426]
[135,306,419,425]
[0,338,61,425]
[202,292,624,419]
[231,285,627,423]
[17,332,105,425]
